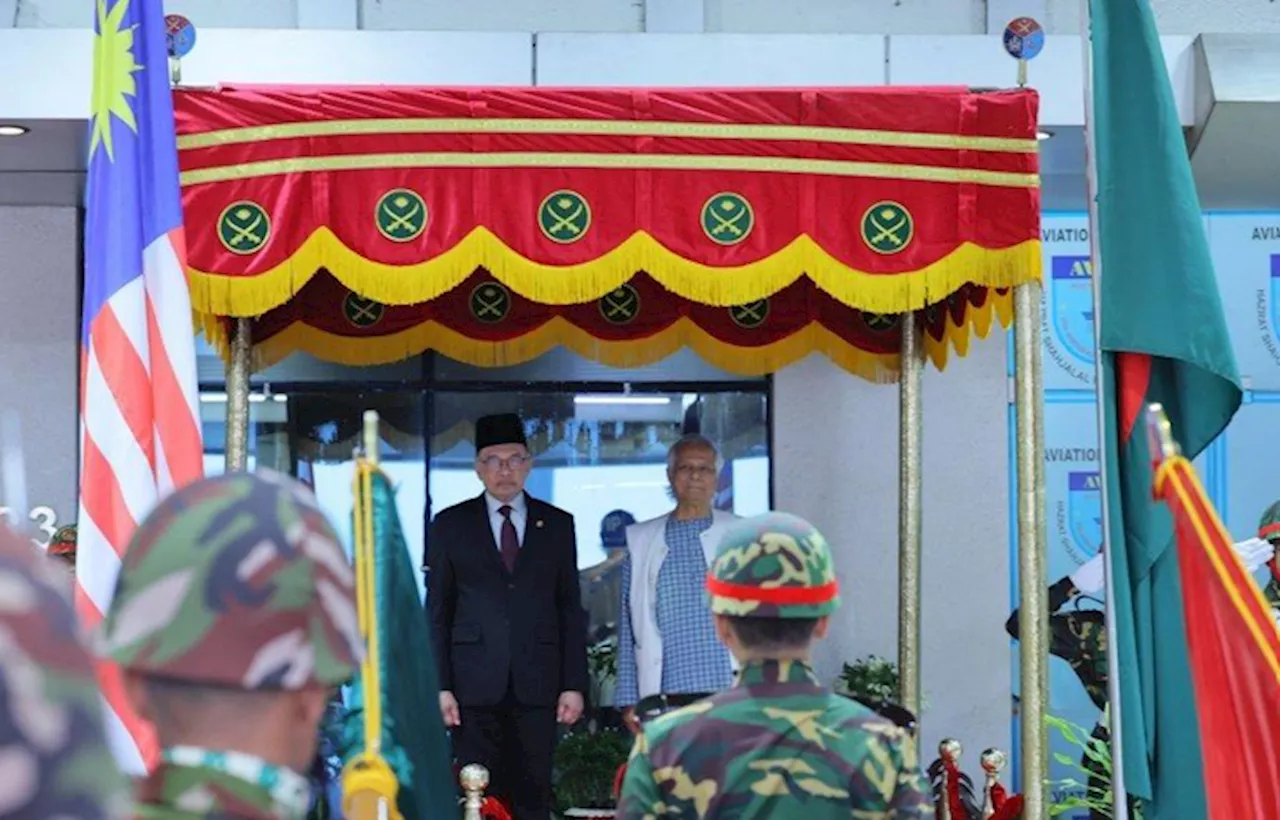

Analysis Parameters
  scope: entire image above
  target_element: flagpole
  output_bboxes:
[1080,1,1130,817]
[225,318,252,471]
[897,317,924,719]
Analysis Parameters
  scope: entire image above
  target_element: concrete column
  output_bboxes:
[643,0,704,33]
[296,0,358,29]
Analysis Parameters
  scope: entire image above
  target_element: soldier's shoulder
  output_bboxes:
[823,694,913,742]
[641,697,720,745]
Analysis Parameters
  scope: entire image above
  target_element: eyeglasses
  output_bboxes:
[674,464,716,478]
[478,454,531,472]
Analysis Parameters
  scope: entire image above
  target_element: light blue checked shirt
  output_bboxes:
[616,515,734,707]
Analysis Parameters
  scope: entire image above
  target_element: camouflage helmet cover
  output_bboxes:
[1258,501,1280,544]
[707,511,840,619]
[98,470,364,690]
[0,525,129,817]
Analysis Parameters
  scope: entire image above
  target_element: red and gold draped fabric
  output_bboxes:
[175,85,1041,379]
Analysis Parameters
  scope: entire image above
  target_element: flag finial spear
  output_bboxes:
[1146,402,1180,464]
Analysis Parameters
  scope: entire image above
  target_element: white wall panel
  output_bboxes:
[536,33,885,86]
[360,0,641,32]
[1050,0,1280,36]
[773,335,1012,760]
[888,35,1196,127]
[707,0,983,34]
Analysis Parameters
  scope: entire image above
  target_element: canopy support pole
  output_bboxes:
[897,316,924,717]
[225,318,252,472]
[1013,281,1048,817]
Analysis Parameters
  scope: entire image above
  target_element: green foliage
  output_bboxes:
[588,636,617,684]
[1045,714,1143,820]
[552,727,632,811]
[837,655,900,703]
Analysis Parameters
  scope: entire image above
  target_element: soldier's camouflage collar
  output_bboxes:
[735,659,821,688]
[136,746,310,819]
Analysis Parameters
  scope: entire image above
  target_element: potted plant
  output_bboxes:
[552,635,632,817]
[1046,714,1144,819]
[837,655,901,703]
[553,726,632,818]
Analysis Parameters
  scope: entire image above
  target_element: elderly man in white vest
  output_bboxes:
[615,434,739,731]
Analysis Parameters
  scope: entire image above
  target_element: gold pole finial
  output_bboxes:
[362,410,380,466]
[1145,402,1179,464]
[460,764,490,820]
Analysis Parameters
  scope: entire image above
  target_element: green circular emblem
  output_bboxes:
[470,282,511,324]
[861,201,913,255]
[598,284,641,326]
[701,192,754,245]
[729,299,769,329]
[343,293,384,328]
[539,190,592,244]
[375,189,428,242]
[862,312,901,333]
[217,200,271,255]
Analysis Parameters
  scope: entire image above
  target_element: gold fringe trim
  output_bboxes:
[921,289,1013,371]
[189,226,1042,318]
[197,289,1017,384]
[237,318,897,383]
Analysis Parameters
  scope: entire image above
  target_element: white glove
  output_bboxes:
[1069,553,1106,597]
[1231,537,1276,574]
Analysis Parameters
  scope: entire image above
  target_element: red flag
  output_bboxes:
[1153,454,1280,816]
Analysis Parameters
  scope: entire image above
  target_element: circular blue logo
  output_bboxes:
[1003,17,1044,61]
[165,14,197,59]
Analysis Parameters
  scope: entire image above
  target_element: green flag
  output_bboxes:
[342,470,458,819]
[1090,0,1242,815]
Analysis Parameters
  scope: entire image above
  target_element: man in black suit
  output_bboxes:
[427,413,588,818]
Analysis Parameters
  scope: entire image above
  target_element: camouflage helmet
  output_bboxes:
[98,470,364,690]
[706,511,840,619]
[0,525,129,817]
[1258,501,1280,545]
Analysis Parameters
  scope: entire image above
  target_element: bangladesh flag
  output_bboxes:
[1089,0,1243,816]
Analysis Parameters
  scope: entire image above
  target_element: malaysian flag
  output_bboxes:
[79,0,205,773]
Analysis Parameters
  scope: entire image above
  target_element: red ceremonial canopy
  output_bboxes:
[175,85,1041,379]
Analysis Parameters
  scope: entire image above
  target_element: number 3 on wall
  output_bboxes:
[0,506,58,547]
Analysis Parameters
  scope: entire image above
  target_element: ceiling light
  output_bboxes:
[1036,130,1053,141]
[0,125,28,137]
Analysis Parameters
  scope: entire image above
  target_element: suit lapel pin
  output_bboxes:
[535,519,545,529]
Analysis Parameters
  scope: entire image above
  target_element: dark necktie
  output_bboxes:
[499,505,519,573]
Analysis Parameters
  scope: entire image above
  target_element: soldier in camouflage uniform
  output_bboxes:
[1253,502,1280,620]
[617,512,932,819]
[97,470,365,819]
[0,523,129,818]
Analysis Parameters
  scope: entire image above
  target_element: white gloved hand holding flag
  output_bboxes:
[1231,536,1276,574]
[1070,552,1107,597]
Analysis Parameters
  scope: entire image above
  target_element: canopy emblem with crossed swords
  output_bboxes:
[701,192,754,246]
[217,201,271,255]
[729,299,770,329]
[343,292,385,328]
[861,311,901,333]
[470,282,512,324]
[375,188,428,243]
[539,190,592,244]
[598,284,641,325]
[860,201,914,255]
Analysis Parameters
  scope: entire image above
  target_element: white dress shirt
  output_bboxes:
[485,492,527,549]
